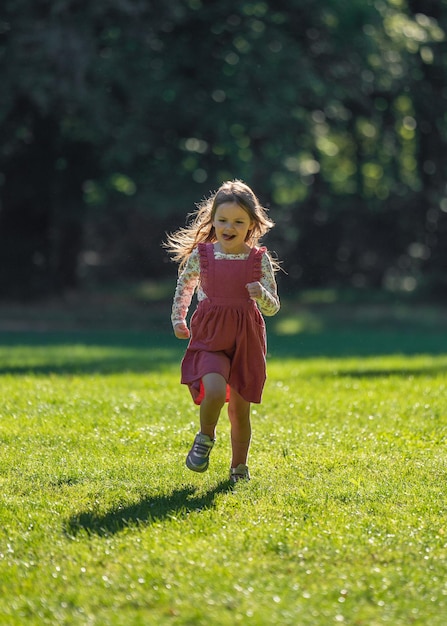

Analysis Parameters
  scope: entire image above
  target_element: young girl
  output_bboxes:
[165,180,280,483]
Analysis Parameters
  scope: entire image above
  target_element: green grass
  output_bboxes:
[1,305,447,625]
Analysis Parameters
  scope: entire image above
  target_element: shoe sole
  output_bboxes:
[186,457,209,473]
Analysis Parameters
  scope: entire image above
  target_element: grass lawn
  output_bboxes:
[1,299,447,625]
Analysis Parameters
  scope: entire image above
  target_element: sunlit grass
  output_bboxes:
[1,323,447,625]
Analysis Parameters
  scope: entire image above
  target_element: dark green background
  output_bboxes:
[1,0,446,299]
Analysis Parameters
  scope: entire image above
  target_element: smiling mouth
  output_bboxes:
[223,234,236,240]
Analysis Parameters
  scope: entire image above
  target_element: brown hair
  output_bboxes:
[164,180,276,270]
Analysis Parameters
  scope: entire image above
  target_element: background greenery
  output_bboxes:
[1,0,446,299]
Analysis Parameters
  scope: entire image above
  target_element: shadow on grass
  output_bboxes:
[323,364,447,378]
[64,481,233,537]
[0,330,184,375]
[1,324,447,377]
[268,329,447,359]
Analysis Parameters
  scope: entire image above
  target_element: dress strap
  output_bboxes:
[251,246,266,282]
[197,242,212,296]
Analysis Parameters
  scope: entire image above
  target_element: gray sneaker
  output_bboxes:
[229,464,250,483]
[186,433,215,473]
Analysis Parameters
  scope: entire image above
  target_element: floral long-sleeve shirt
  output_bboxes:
[171,247,280,328]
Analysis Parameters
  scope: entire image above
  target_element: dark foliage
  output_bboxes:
[0,0,446,298]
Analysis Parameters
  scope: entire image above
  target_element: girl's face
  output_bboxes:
[212,202,254,254]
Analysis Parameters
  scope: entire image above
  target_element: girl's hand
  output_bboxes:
[246,281,263,300]
[174,321,190,339]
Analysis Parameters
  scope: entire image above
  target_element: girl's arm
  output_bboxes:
[247,253,280,316]
[171,248,200,334]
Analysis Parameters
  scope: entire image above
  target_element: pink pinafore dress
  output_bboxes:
[181,243,267,405]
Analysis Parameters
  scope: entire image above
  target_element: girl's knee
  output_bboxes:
[202,382,226,406]
[228,390,250,423]
[202,374,227,405]
[228,405,250,424]
[205,387,227,405]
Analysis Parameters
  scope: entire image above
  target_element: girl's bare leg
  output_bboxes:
[228,388,251,467]
[200,373,227,439]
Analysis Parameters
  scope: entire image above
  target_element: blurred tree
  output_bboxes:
[0,0,446,298]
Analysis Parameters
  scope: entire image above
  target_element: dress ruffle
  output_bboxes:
[252,246,266,283]
[197,243,209,295]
